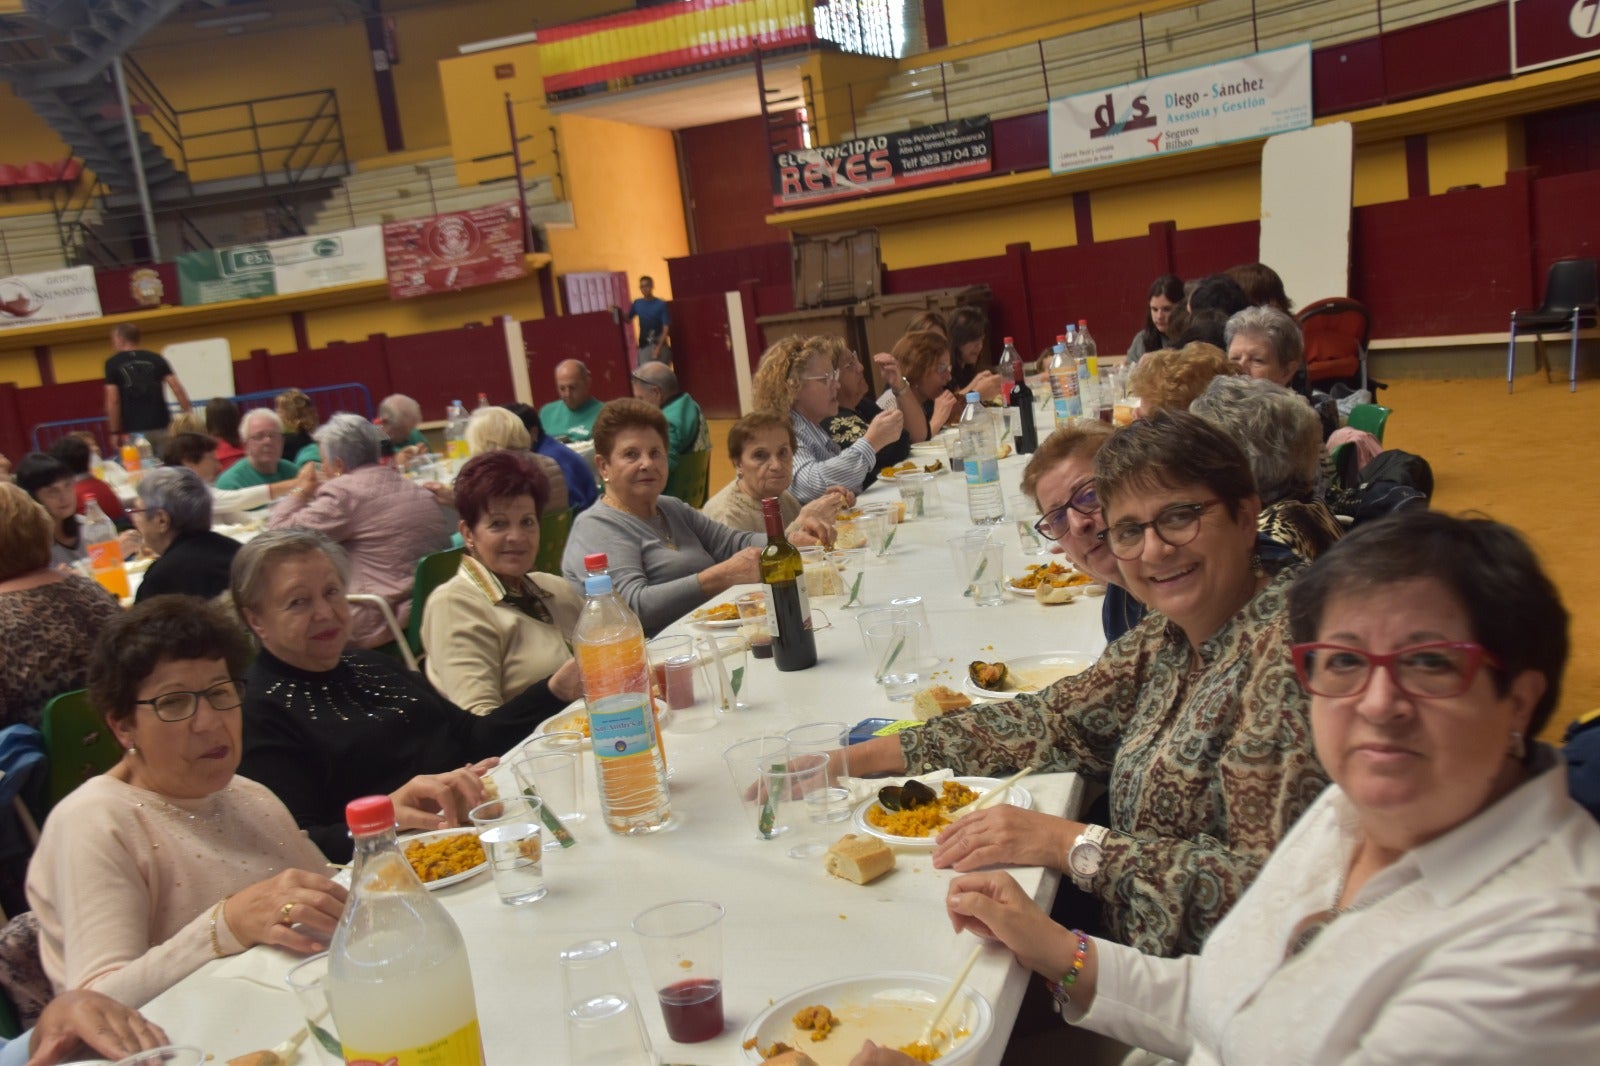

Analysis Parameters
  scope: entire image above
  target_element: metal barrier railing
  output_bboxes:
[29,382,376,454]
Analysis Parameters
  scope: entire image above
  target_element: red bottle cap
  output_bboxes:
[346,795,397,835]
[583,552,608,571]
[1003,336,1014,344]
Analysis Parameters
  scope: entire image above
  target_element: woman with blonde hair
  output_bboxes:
[274,389,319,466]
[465,405,569,516]
[751,335,901,502]
[1127,341,1244,415]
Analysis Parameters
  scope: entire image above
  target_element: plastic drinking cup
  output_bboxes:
[285,953,342,1066]
[865,619,923,701]
[560,938,655,1066]
[630,900,726,1044]
[784,722,851,824]
[469,795,547,905]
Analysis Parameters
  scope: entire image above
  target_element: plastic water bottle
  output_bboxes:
[1076,319,1101,416]
[958,391,1005,525]
[133,433,156,468]
[573,572,671,835]
[475,392,490,410]
[327,796,485,1065]
[996,337,1020,403]
[1048,331,1081,428]
[444,399,470,467]
[81,499,129,599]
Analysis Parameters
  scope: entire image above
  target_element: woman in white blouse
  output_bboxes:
[854,511,1600,1065]
[420,450,584,715]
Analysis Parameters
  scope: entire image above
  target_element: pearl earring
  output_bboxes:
[1508,731,1526,759]
[126,746,137,756]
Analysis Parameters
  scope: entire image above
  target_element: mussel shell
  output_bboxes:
[877,778,938,811]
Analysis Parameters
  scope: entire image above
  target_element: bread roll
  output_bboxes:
[825,833,895,884]
[912,684,972,720]
[761,1051,820,1066]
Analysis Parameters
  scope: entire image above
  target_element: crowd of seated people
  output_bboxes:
[7,282,1598,1066]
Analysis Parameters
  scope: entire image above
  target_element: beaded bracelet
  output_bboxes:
[208,898,229,958]
[1044,929,1090,1012]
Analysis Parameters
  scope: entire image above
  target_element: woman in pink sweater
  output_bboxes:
[26,597,347,1007]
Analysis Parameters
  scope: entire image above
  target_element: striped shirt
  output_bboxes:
[789,409,874,503]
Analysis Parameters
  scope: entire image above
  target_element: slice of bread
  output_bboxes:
[912,684,973,720]
[825,833,895,884]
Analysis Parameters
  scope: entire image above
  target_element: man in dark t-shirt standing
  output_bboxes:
[626,275,671,367]
[104,323,190,450]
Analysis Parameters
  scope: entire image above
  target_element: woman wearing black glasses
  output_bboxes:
[26,596,345,1007]
[841,411,1326,960]
[902,512,1599,1066]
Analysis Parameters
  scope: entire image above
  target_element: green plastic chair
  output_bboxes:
[535,507,574,575]
[1346,403,1391,444]
[40,689,122,811]
[405,546,466,656]
[663,449,712,509]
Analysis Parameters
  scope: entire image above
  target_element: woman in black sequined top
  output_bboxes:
[232,529,565,862]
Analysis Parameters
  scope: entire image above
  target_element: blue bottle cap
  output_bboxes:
[584,574,613,596]
[966,392,980,403]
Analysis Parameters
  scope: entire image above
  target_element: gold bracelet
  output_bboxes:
[208,897,230,958]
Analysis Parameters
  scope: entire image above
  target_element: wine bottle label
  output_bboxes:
[342,1018,483,1066]
[588,694,657,758]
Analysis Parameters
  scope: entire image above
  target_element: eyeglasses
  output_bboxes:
[1291,643,1498,700]
[1033,481,1100,540]
[800,370,841,385]
[135,680,246,722]
[1097,499,1222,560]
[247,431,283,442]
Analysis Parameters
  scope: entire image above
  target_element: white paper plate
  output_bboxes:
[741,971,992,1065]
[689,616,744,629]
[399,828,488,890]
[532,704,592,748]
[850,777,1034,849]
[960,652,1093,700]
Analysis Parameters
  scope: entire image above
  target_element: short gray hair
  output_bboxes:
[1189,375,1322,502]
[555,358,589,380]
[633,362,678,396]
[377,394,422,425]
[240,408,283,437]
[230,528,350,616]
[136,466,212,534]
[1224,305,1303,372]
[316,412,383,471]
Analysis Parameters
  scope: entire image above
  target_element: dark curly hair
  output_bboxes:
[88,595,252,727]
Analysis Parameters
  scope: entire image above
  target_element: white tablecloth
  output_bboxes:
[140,457,1104,1064]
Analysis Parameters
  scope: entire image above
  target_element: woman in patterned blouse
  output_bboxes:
[844,411,1329,957]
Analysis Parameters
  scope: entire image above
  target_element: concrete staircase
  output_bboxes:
[846,0,1498,139]
[305,155,573,235]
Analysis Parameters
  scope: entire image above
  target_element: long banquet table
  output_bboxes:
[140,455,1106,1064]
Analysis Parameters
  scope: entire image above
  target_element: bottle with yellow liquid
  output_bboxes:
[81,499,129,600]
[573,568,671,836]
[327,796,485,1066]
[444,399,469,469]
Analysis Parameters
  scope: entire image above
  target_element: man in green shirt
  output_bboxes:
[215,409,299,493]
[631,361,707,480]
[376,393,429,452]
[539,359,604,441]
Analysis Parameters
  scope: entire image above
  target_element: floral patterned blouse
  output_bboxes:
[901,564,1328,957]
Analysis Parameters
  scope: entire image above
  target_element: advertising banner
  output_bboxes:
[0,266,103,330]
[384,201,527,300]
[177,226,386,305]
[1512,0,1600,72]
[1048,44,1312,175]
[771,116,992,207]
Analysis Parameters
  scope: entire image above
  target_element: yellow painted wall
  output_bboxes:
[0,83,69,166]
[932,0,1195,63]
[0,352,41,389]
[303,278,543,348]
[1353,139,1408,206]
[806,52,901,142]
[388,1,534,154]
[1093,161,1262,243]
[878,197,1078,270]
[439,42,553,190]
[543,114,689,299]
[1428,120,1512,195]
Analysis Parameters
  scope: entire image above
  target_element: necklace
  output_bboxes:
[1284,845,1399,958]
[603,494,676,550]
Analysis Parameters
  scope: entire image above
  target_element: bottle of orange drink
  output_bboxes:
[573,567,671,835]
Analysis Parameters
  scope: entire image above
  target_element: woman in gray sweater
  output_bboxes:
[561,399,761,636]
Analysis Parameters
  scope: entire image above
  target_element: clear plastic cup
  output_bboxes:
[511,749,581,825]
[630,900,726,1044]
[953,533,1006,607]
[285,953,342,1066]
[865,618,923,701]
[828,548,869,608]
[469,796,547,905]
[722,735,790,830]
[735,590,772,661]
[698,633,749,712]
[560,938,655,1066]
[784,722,852,824]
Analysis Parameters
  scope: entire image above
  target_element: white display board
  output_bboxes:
[1259,121,1353,304]
[162,337,235,410]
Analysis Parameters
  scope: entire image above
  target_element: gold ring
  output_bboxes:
[278,902,295,925]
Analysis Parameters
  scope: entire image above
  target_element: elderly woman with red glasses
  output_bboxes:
[864,512,1600,1066]
[840,411,1327,960]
